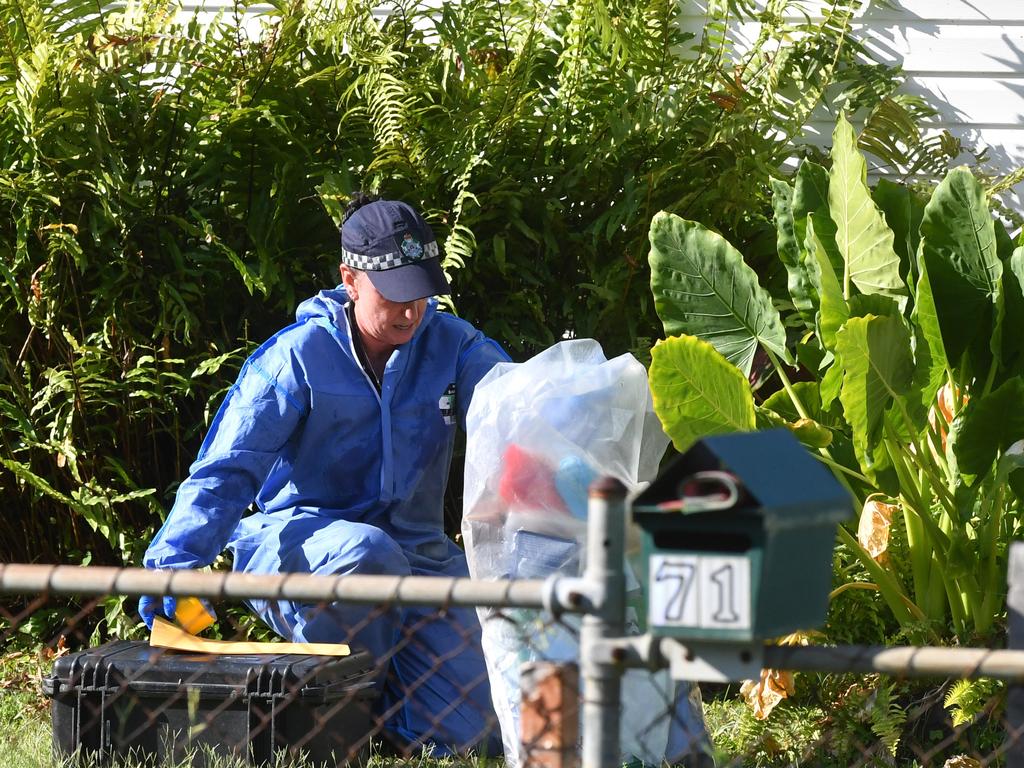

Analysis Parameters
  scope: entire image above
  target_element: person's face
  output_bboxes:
[340,265,427,351]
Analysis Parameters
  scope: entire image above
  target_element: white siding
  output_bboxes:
[858,3,1024,210]
[683,1,1024,209]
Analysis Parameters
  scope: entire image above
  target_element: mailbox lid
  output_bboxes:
[632,429,852,524]
[692,429,850,513]
[632,429,855,641]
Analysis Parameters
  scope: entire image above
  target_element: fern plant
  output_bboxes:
[868,681,907,757]
[306,0,963,356]
[0,0,345,568]
[944,679,1003,728]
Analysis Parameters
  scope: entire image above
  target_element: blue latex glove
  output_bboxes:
[138,595,177,630]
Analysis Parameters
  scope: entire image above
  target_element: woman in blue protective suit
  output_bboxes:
[138,195,510,756]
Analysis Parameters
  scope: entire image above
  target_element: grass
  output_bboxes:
[0,646,785,768]
[7,632,552,768]
[0,649,504,768]
[1,651,59,768]
[2,692,496,768]
[0,676,831,768]
[2,649,1004,768]
[703,696,831,768]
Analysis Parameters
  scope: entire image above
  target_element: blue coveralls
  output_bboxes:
[144,289,510,754]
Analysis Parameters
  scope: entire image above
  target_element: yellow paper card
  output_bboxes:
[150,617,350,656]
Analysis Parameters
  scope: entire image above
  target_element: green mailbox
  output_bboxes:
[632,428,852,642]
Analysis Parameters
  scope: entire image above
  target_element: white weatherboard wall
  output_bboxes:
[856,0,1024,202]
[681,0,1024,211]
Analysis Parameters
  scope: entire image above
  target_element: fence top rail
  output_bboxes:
[763,642,1024,681]
[594,636,1024,682]
[5,564,1024,680]
[0,563,547,609]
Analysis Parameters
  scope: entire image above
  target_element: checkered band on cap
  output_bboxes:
[342,239,439,271]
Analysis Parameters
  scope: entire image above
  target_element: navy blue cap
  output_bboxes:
[340,199,451,303]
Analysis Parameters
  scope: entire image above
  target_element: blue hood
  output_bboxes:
[295,287,438,346]
[295,287,350,329]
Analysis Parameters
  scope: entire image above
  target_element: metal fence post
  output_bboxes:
[1008,542,1024,767]
[579,477,627,768]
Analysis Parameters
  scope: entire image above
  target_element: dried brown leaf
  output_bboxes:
[740,668,795,720]
[858,498,896,564]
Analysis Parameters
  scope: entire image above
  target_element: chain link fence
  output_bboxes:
[3,505,1024,768]
[1,579,1021,768]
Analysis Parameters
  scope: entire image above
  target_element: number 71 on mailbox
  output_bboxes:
[648,554,752,631]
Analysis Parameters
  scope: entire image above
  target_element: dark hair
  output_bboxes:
[342,191,380,224]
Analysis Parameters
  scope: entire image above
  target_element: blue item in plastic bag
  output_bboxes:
[511,530,580,579]
[553,455,597,519]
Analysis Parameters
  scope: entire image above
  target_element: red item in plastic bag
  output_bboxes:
[498,444,570,514]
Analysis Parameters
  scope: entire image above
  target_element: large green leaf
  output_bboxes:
[996,219,1016,262]
[848,294,901,319]
[996,440,1024,504]
[910,251,949,416]
[996,440,1024,489]
[772,179,800,269]
[774,161,843,333]
[998,247,1024,372]
[762,380,842,429]
[807,214,847,352]
[649,212,790,376]
[918,167,1001,368]
[952,378,1024,477]
[792,160,842,277]
[820,358,843,410]
[792,160,830,229]
[872,177,925,288]
[835,314,914,471]
[772,179,817,327]
[758,409,833,449]
[648,335,756,453]
[828,114,907,301]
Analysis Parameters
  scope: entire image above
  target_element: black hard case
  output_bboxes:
[42,640,378,767]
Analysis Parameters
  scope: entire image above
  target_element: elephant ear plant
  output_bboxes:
[647,113,1024,643]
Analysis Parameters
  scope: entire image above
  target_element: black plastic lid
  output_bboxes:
[43,640,377,702]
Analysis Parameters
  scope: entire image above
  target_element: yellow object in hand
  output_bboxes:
[174,596,216,635]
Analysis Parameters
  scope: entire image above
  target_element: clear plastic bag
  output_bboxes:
[462,339,707,766]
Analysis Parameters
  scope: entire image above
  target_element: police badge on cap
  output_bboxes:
[340,199,450,303]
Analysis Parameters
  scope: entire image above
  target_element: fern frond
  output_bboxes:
[772,1,860,134]
[46,0,130,42]
[988,166,1024,199]
[944,678,1003,728]
[868,682,906,756]
[858,95,953,177]
[944,679,975,711]
[554,0,590,114]
[440,149,486,272]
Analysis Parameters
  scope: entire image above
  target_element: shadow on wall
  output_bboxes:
[855,0,1024,212]
[985,32,1024,211]
[680,1,1024,212]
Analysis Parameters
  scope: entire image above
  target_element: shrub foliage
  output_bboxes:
[0,0,948,567]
